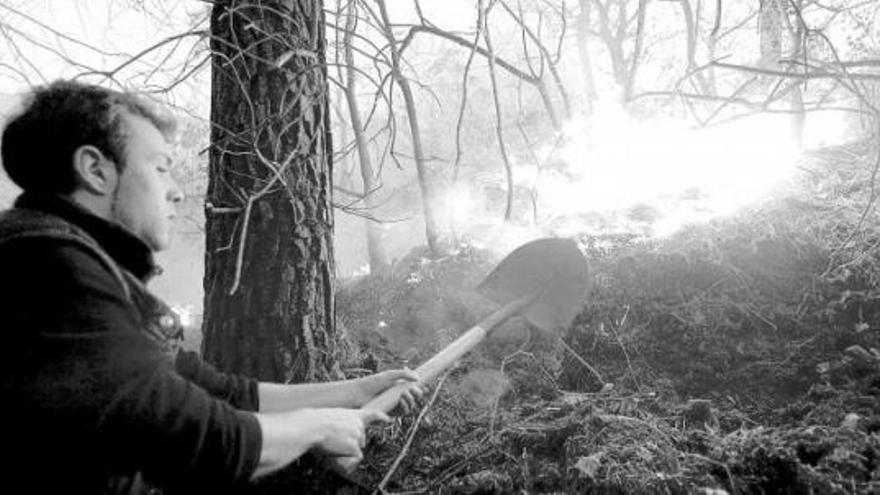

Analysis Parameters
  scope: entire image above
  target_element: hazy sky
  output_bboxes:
[0,0,475,101]
[0,1,203,89]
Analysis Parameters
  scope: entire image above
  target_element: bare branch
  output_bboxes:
[711,61,880,82]
[483,0,514,223]
[401,24,539,84]
[452,4,484,186]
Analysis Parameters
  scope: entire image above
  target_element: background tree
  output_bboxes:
[374,0,444,255]
[337,0,390,275]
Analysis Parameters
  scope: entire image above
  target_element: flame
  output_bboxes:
[170,304,195,328]
[545,102,803,232]
[444,100,854,250]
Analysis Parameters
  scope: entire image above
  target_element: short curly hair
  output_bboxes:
[1,80,175,194]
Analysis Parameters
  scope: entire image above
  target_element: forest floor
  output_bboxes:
[333,140,880,494]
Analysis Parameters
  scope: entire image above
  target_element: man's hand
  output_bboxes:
[311,408,390,457]
[253,407,390,479]
[354,369,429,414]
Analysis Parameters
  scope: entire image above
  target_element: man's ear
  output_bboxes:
[72,145,118,195]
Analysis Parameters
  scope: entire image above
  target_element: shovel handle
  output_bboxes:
[331,295,535,473]
[363,294,532,413]
[416,294,534,384]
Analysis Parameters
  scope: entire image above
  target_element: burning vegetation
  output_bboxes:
[330,139,880,494]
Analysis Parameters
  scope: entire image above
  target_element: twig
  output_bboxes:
[489,328,533,438]
[375,371,451,494]
[609,305,641,393]
[557,337,604,386]
[227,195,254,296]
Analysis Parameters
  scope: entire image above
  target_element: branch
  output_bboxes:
[711,61,880,81]
[710,0,722,38]
[452,4,484,186]
[0,2,127,58]
[401,24,539,84]
[502,0,571,120]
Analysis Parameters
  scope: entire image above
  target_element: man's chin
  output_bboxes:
[148,235,173,252]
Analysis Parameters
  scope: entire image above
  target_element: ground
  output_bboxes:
[330,140,880,494]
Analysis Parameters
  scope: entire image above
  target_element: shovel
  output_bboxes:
[334,237,590,472]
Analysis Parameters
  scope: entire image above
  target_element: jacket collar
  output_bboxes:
[14,192,159,281]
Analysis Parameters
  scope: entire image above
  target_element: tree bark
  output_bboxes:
[203,0,340,385]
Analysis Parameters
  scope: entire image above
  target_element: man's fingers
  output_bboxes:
[404,383,428,407]
[335,454,362,474]
[360,408,391,425]
[412,384,427,401]
[399,395,412,414]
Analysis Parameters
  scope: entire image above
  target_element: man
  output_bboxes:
[0,80,424,493]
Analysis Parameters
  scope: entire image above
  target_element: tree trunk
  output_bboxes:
[677,0,711,96]
[576,0,598,115]
[789,0,806,148]
[203,0,340,385]
[759,0,783,89]
[595,0,628,95]
[624,0,649,102]
[343,3,390,276]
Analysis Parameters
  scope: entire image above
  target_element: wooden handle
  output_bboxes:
[364,293,533,413]
[331,295,535,473]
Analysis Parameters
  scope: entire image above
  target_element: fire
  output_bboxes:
[170,304,195,328]
[445,100,852,250]
[543,102,802,236]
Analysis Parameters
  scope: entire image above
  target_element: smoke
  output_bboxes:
[453,368,511,408]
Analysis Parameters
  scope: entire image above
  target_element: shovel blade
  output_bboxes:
[477,238,589,334]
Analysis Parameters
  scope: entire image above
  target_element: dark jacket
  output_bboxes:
[0,193,262,494]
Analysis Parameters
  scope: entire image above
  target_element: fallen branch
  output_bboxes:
[375,371,451,494]
[558,337,604,386]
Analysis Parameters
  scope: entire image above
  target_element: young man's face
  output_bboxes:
[110,113,183,252]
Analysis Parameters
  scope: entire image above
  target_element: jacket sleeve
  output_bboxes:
[175,350,261,412]
[1,239,262,489]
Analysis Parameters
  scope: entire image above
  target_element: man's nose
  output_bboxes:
[168,178,184,204]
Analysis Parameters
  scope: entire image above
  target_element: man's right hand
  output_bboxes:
[312,408,390,458]
[252,407,389,479]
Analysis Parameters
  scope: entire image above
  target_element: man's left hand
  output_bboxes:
[355,369,429,414]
